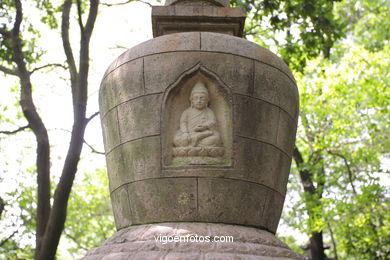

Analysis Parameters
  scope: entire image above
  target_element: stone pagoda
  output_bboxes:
[84,0,302,259]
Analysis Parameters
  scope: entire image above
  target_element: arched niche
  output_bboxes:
[162,65,232,167]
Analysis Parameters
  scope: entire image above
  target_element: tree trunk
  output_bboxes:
[293,146,326,260]
[310,231,326,260]
[10,0,51,252]
[34,1,99,259]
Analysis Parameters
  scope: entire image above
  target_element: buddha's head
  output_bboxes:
[190,81,209,110]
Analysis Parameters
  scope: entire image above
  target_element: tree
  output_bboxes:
[0,167,114,259]
[282,0,389,258]
[235,0,389,259]
[0,0,98,258]
[232,0,344,71]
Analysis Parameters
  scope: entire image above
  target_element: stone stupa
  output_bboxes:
[83,0,302,259]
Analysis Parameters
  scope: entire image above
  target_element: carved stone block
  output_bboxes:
[127,178,198,224]
[117,94,162,144]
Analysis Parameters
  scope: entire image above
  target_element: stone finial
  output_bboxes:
[152,0,245,37]
[165,0,230,7]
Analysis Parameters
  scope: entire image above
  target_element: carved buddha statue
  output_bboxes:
[173,81,224,157]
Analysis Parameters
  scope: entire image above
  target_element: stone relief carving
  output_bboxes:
[173,81,225,158]
[162,68,232,167]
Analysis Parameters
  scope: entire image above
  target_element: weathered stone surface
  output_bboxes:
[200,52,253,95]
[110,32,296,86]
[121,136,161,182]
[117,94,161,143]
[102,59,118,79]
[106,136,161,192]
[165,0,230,6]
[235,136,290,194]
[161,167,244,181]
[234,94,279,145]
[99,73,116,118]
[115,32,200,68]
[201,32,258,59]
[264,193,285,233]
[201,32,295,84]
[110,186,132,230]
[276,155,293,195]
[111,58,144,105]
[197,178,269,228]
[99,31,299,235]
[144,52,200,94]
[276,110,297,157]
[101,108,120,153]
[152,6,246,37]
[82,223,305,259]
[254,61,278,104]
[278,58,296,85]
[105,146,124,192]
[274,73,299,121]
[127,178,198,224]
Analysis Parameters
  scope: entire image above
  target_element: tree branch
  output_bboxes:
[0,229,19,247]
[61,0,78,85]
[76,0,85,33]
[0,125,29,135]
[29,63,67,75]
[53,127,104,155]
[0,216,33,247]
[84,138,105,155]
[293,146,316,194]
[84,0,99,39]
[37,2,100,258]
[86,111,99,124]
[0,196,4,218]
[327,222,339,260]
[101,0,152,7]
[63,230,89,251]
[327,150,357,195]
[0,27,11,37]
[0,65,18,76]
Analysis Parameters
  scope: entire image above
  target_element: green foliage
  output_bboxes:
[232,0,345,71]
[278,235,306,256]
[278,0,390,256]
[287,41,390,258]
[336,0,390,51]
[0,0,60,70]
[60,169,115,258]
[334,184,390,259]
[0,168,114,259]
[0,178,36,260]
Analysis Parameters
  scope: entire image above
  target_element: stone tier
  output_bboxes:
[83,222,305,259]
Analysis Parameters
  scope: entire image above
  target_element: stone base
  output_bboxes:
[82,223,305,259]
